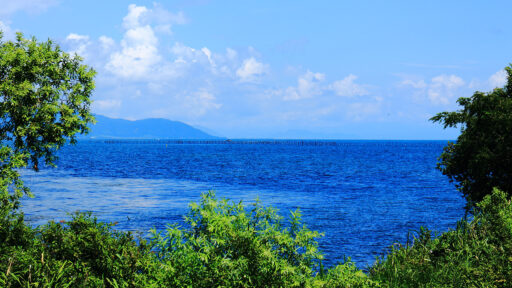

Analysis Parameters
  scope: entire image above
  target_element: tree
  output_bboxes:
[0,31,95,214]
[430,64,512,207]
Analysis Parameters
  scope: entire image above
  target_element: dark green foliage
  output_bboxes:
[430,65,512,206]
[369,188,512,287]
[0,146,29,215]
[0,213,155,287]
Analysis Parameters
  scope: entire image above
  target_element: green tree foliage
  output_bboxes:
[0,31,95,216]
[430,65,512,206]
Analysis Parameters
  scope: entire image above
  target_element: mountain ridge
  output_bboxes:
[82,115,221,139]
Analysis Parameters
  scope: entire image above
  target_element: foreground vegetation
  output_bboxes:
[1,192,378,287]
[1,189,512,287]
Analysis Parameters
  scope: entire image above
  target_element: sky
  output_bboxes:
[0,1,511,139]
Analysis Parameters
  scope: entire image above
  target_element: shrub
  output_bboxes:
[0,213,155,287]
[151,191,326,287]
[0,192,379,287]
[149,191,378,287]
[369,188,512,287]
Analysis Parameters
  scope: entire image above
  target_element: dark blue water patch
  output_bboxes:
[21,140,465,269]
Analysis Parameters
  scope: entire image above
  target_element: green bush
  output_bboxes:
[150,191,378,287]
[0,192,378,287]
[3,189,512,287]
[0,212,155,287]
[369,188,512,287]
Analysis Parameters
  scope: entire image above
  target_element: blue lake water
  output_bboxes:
[21,140,465,268]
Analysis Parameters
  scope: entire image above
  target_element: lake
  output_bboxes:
[21,140,465,268]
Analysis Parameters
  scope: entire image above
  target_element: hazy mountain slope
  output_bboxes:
[83,115,220,139]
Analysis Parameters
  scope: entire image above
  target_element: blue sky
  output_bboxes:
[1,1,511,139]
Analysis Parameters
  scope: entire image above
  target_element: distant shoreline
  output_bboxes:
[76,138,456,146]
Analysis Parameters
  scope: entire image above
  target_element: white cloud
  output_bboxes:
[122,3,186,33]
[280,72,371,101]
[65,33,91,57]
[346,98,383,121]
[400,74,465,105]
[106,15,161,79]
[399,79,427,89]
[102,4,194,81]
[489,69,507,89]
[431,74,465,89]
[171,42,208,64]
[99,36,115,52]
[428,74,465,105]
[151,4,187,26]
[122,4,149,30]
[0,20,15,40]
[0,0,58,16]
[236,57,267,82]
[66,33,89,41]
[93,99,122,110]
[226,48,237,61]
[201,47,214,66]
[330,74,368,97]
[184,89,222,116]
[283,71,325,100]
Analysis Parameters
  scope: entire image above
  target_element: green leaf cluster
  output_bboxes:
[431,65,512,207]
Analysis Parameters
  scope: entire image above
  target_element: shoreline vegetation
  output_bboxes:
[2,34,512,287]
[1,189,511,287]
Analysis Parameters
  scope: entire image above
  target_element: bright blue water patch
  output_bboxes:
[21,140,465,268]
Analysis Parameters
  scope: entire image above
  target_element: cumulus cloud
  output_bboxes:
[184,89,222,116]
[122,3,186,33]
[93,99,122,110]
[65,33,91,57]
[281,72,370,101]
[428,75,465,105]
[66,33,89,42]
[99,36,115,52]
[236,57,267,82]
[105,5,162,80]
[489,69,507,89]
[0,20,15,40]
[329,74,368,97]
[171,42,211,65]
[101,3,195,81]
[283,71,325,100]
[122,4,148,29]
[400,74,465,105]
[399,79,427,89]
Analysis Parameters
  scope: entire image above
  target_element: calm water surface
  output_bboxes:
[21,140,465,268]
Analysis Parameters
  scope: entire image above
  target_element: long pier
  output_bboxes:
[101,139,340,146]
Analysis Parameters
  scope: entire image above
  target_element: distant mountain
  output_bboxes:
[82,115,221,139]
